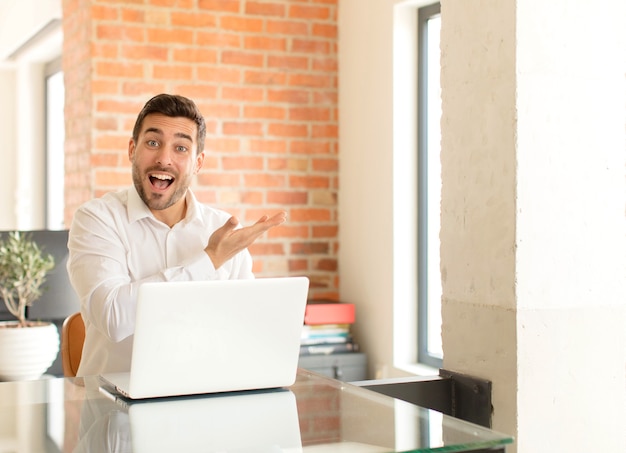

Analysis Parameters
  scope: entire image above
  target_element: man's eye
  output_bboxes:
[147,140,159,147]
[176,146,188,152]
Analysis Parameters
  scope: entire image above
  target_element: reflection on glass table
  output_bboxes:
[0,369,513,452]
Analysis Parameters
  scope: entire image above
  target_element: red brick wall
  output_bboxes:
[62,0,339,299]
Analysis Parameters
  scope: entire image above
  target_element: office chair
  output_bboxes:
[61,312,85,377]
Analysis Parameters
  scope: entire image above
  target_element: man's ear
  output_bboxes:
[195,151,205,174]
[128,138,135,161]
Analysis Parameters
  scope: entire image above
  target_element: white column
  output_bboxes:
[440,0,626,452]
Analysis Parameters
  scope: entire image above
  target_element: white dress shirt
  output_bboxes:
[67,186,253,376]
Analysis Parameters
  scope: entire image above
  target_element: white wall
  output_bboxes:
[0,0,62,230]
[0,69,18,230]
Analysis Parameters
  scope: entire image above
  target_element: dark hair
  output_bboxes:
[132,94,206,153]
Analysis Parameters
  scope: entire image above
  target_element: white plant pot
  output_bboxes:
[0,321,60,381]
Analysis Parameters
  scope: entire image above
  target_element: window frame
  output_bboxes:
[417,2,443,369]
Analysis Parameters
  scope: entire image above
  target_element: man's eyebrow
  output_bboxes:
[174,132,193,142]
[143,127,193,142]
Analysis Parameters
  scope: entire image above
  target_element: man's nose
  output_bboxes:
[155,147,173,165]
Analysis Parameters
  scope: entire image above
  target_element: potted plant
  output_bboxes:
[0,231,59,381]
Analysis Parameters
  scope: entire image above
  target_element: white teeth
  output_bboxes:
[151,174,172,180]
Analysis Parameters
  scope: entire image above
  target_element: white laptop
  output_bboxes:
[99,276,309,399]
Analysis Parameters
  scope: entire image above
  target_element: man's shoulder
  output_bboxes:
[75,189,129,216]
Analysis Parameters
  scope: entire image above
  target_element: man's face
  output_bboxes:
[129,113,204,215]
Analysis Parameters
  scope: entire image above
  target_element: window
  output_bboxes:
[417,3,442,368]
[45,57,65,230]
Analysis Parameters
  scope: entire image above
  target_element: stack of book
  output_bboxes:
[300,300,359,356]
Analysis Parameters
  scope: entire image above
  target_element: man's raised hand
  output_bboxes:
[205,212,286,269]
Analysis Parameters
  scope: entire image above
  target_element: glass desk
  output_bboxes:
[0,369,513,452]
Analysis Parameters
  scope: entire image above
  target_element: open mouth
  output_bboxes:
[149,173,174,190]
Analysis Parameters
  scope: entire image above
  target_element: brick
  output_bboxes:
[221,50,264,68]
[220,16,264,33]
[222,86,264,102]
[92,80,119,95]
[196,31,241,48]
[312,124,338,138]
[288,259,309,272]
[244,70,287,85]
[122,81,167,96]
[171,11,217,27]
[289,107,331,122]
[245,2,286,17]
[196,66,241,83]
[121,8,146,23]
[152,64,193,80]
[267,55,308,70]
[291,242,329,255]
[97,99,144,114]
[267,89,310,104]
[268,157,309,171]
[312,23,337,39]
[96,24,145,42]
[267,191,308,204]
[172,84,219,99]
[95,170,132,186]
[289,5,330,20]
[198,0,240,13]
[95,134,128,150]
[223,121,263,136]
[96,61,145,78]
[313,91,338,104]
[94,117,119,131]
[121,44,169,61]
[243,173,286,187]
[311,191,337,205]
[289,175,331,189]
[146,28,194,45]
[312,225,338,238]
[267,123,308,138]
[91,4,119,20]
[290,208,331,222]
[248,139,287,154]
[292,39,330,54]
[244,36,286,51]
[241,191,264,204]
[222,156,264,170]
[196,173,241,186]
[315,258,337,271]
[248,243,285,255]
[90,152,120,167]
[266,20,308,36]
[200,103,241,119]
[204,138,241,152]
[268,225,309,239]
[290,141,331,155]
[288,73,333,88]
[172,48,218,63]
[312,158,338,171]
[244,105,286,120]
[92,43,118,59]
[312,57,337,72]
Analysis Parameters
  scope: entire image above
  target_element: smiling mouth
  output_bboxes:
[149,173,174,190]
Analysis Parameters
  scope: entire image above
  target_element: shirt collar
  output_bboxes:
[127,186,201,225]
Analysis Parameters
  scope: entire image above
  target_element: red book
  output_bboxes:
[304,301,355,325]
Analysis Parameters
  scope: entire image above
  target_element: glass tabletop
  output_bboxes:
[0,370,512,452]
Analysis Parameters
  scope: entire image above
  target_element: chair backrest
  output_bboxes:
[61,312,85,377]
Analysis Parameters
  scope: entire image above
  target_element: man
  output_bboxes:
[67,94,285,377]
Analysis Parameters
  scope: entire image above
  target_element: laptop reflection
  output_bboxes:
[75,388,303,453]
